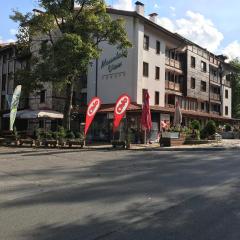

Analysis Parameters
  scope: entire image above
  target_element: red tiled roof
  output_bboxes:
[75,103,233,121]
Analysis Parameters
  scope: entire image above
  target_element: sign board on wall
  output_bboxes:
[100,52,126,80]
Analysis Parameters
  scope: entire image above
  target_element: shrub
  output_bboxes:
[200,128,208,140]
[57,126,66,139]
[35,128,45,140]
[66,130,75,139]
[204,120,216,137]
[52,131,59,140]
[225,124,232,132]
[45,131,53,139]
[74,132,85,140]
[191,120,200,130]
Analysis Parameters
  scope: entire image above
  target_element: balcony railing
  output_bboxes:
[165,104,175,109]
[210,93,221,101]
[165,57,183,70]
[210,75,220,84]
[210,111,220,116]
[165,80,182,92]
[224,80,231,87]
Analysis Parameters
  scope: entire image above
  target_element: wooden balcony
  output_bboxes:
[165,57,183,70]
[165,80,182,92]
[210,111,220,116]
[224,80,231,87]
[210,75,220,84]
[210,93,221,101]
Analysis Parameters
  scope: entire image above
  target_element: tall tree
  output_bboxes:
[11,0,131,129]
[230,59,240,118]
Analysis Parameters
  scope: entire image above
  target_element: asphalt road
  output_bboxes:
[0,147,240,240]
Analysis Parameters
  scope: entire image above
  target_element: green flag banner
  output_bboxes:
[10,85,22,131]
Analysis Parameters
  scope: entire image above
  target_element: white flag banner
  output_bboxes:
[10,85,22,131]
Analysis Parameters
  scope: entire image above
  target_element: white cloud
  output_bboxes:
[0,36,15,44]
[157,17,176,32]
[157,11,224,52]
[170,6,175,11]
[113,0,133,11]
[222,41,240,61]
[9,28,17,36]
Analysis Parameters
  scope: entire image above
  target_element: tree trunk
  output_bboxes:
[63,82,73,130]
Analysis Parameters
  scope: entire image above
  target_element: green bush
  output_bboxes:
[57,126,66,139]
[203,120,216,138]
[66,130,75,139]
[225,124,232,132]
[45,131,53,139]
[74,132,85,140]
[191,120,200,130]
[52,131,59,140]
[35,128,45,140]
[200,128,208,139]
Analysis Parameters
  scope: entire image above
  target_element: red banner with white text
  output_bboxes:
[113,94,131,132]
[85,97,102,135]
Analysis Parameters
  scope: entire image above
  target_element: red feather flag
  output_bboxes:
[141,90,152,131]
[85,97,102,135]
[113,94,131,133]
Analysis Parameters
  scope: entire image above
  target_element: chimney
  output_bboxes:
[149,13,158,23]
[135,1,144,15]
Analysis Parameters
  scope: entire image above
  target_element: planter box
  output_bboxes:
[43,139,57,147]
[160,132,185,147]
[161,132,180,139]
[19,138,34,147]
[111,140,126,149]
[66,139,84,148]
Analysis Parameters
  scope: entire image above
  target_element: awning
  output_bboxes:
[3,110,63,119]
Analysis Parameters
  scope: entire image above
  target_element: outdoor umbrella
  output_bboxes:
[3,109,63,119]
[141,90,152,143]
[173,101,182,127]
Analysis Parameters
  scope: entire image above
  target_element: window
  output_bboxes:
[155,66,160,80]
[201,61,207,72]
[191,56,196,68]
[40,90,46,103]
[191,77,195,89]
[155,91,159,105]
[143,62,149,77]
[2,74,6,91]
[201,102,205,111]
[225,106,229,115]
[225,89,228,99]
[142,89,148,103]
[156,41,161,54]
[143,35,149,50]
[201,81,207,92]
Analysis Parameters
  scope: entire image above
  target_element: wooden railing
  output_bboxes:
[165,80,182,92]
[165,57,183,70]
[210,75,220,84]
[210,93,221,101]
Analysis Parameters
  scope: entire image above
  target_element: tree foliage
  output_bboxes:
[11,0,132,129]
[230,59,240,118]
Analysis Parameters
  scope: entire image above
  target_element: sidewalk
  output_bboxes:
[1,139,240,153]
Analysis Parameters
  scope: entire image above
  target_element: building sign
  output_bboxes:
[101,52,124,73]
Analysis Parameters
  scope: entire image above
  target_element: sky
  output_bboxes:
[1,0,240,60]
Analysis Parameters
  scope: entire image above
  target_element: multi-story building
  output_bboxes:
[0,43,30,130]
[83,1,235,141]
